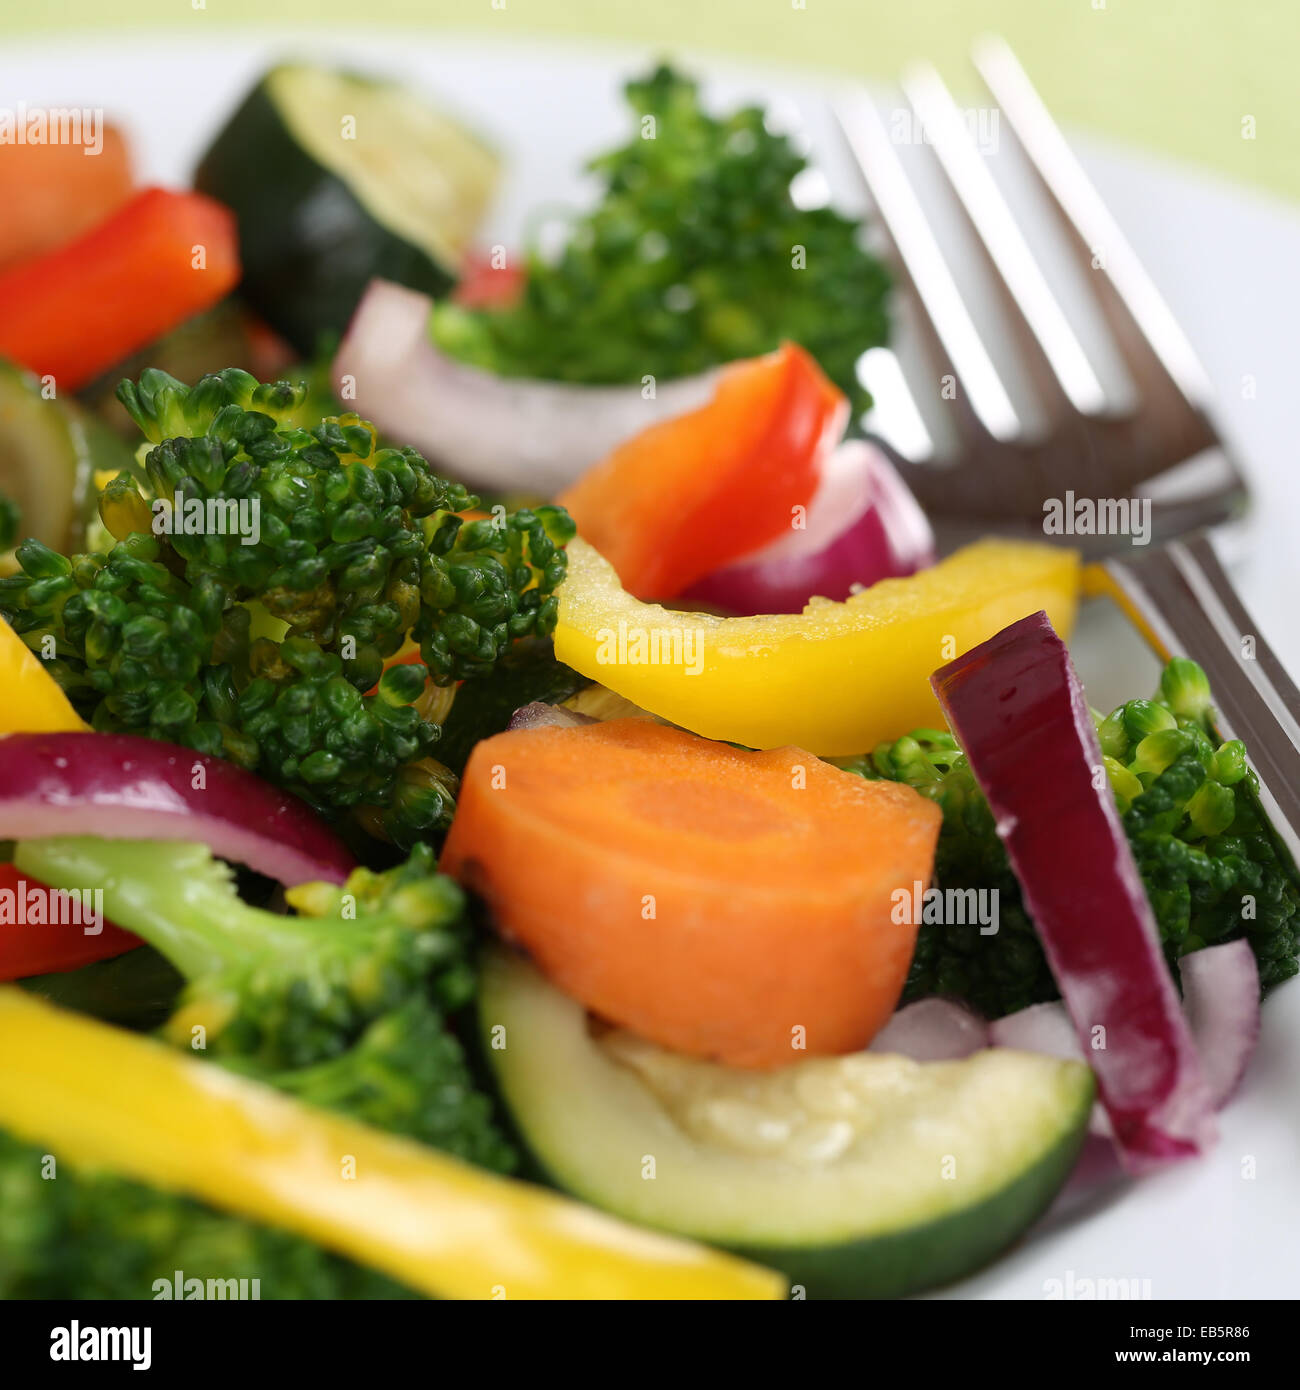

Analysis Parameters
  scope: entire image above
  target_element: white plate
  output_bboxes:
[4,29,1298,1300]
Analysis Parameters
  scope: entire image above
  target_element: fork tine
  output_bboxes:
[900,61,1109,419]
[856,345,936,462]
[1094,537,1300,869]
[972,34,1214,412]
[832,91,1022,443]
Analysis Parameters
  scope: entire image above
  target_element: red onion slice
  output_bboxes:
[0,732,353,886]
[681,439,935,615]
[988,1000,1080,1061]
[932,611,1215,1172]
[990,1001,1112,1136]
[1179,939,1261,1109]
[991,942,1261,1125]
[867,996,989,1061]
[333,280,719,493]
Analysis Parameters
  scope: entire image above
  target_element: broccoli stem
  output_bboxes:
[12,835,469,1070]
[14,837,324,983]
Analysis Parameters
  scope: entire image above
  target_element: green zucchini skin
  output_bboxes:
[477,949,1096,1300]
[0,361,135,553]
[195,76,458,355]
[728,1118,1089,1299]
[502,1087,1089,1301]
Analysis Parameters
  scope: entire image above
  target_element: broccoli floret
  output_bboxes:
[13,837,467,1064]
[0,1130,416,1299]
[846,732,1057,1017]
[0,368,575,844]
[851,658,1300,1016]
[432,64,889,415]
[0,838,517,1300]
[14,835,515,1171]
[243,998,515,1172]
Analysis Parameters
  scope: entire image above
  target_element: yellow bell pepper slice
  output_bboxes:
[0,614,86,733]
[0,987,784,1301]
[555,537,1079,756]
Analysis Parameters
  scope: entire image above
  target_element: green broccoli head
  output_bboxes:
[850,657,1300,1015]
[431,62,890,414]
[417,506,575,683]
[251,998,516,1173]
[0,1129,416,1299]
[0,368,576,844]
[12,837,467,1068]
[114,367,475,659]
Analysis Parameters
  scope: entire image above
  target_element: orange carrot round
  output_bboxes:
[441,719,942,1068]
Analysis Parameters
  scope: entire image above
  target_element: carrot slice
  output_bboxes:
[556,343,847,600]
[441,719,942,1068]
[0,124,133,270]
[0,187,240,391]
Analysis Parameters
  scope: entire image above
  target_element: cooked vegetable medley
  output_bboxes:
[0,370,573,844]
[432,65,890,415]
[0,51,1293,1305]
[854,656,1299,1017]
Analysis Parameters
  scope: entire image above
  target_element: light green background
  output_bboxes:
[6,0,1297,202]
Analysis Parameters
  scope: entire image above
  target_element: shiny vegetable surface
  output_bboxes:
[557,342,845,599]
[0,123,133,270]
[0,862,140,980]
[931,612,1214,1170]
[335,277,720,495]
[0,731,353,886]
[681,439,935,615]
[858,659,1300,1015]
[0,368,575,844]
[433,64,889,416]
[0,188,239,391]
[0,987,785,1300]
[480,948,1093,1299]
[554,535,1079,755]
[443,718,942,1067]
[0,616,86,734]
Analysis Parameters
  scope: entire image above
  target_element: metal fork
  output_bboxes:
[834,40,1300,871]
[833,35,1249,550]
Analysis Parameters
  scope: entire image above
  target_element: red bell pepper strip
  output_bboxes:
[0,186,240,391]
[0,862,140,980]
[452,249,525,310]
[557,342,848,600]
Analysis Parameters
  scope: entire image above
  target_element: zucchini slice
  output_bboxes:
[0,361,134,556]
[480,949,1095,1299]
[195,64,499,353]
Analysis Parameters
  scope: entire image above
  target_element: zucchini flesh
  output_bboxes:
[268,65,497,275]
[0,362,133,553]
[195,64,499,353]
[481,949,1095,1298]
